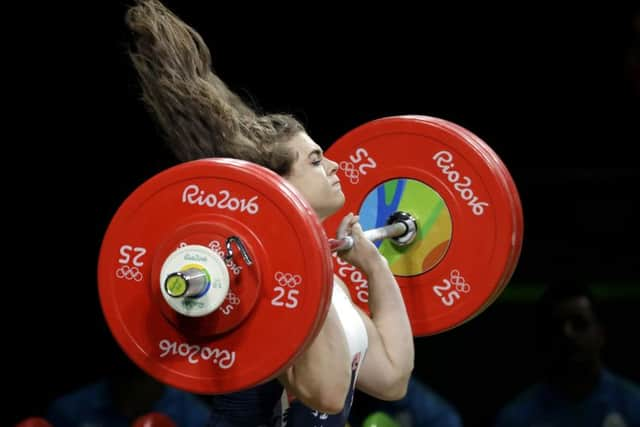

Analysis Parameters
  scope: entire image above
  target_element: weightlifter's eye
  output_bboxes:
[307,148,323,166]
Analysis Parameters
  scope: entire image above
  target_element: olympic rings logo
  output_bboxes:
[226,291,241,306]
[450,269,470,293]
[116,265,143,282]
[339,161,360,184]
[274,272,302,288]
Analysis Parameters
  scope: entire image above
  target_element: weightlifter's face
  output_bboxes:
[284,132,345,221]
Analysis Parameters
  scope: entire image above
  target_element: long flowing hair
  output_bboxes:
[125,0,303,175]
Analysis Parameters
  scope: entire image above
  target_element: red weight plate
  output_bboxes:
[149,223,260,337]
[471,140,523,305]
[132,413,177,427]
[15,418,53,427]
[98,158,333,394]
[424,117,524,309]
[324,116,515,335]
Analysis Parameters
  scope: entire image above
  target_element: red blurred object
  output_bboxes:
[131,412,177,427]
[15,417,52,427]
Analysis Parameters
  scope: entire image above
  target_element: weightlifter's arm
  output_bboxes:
[336,214,414,400]
[277,303,351,414]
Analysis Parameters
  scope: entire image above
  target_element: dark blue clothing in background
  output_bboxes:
[46,380,211,427]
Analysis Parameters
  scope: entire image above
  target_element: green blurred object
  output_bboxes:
[362,411,400,427]
[498,281,640,303]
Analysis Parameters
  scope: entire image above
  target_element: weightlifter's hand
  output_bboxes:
[335,212,387,273]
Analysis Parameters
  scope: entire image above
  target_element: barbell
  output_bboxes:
[98,115,523,394]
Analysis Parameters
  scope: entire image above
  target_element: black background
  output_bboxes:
[10,2,639,426]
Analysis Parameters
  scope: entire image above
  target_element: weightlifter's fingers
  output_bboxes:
[336,212,355,239]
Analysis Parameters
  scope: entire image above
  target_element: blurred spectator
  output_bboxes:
[349,375,463,427]
[45,348,211,427]
[493,280,640,427]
